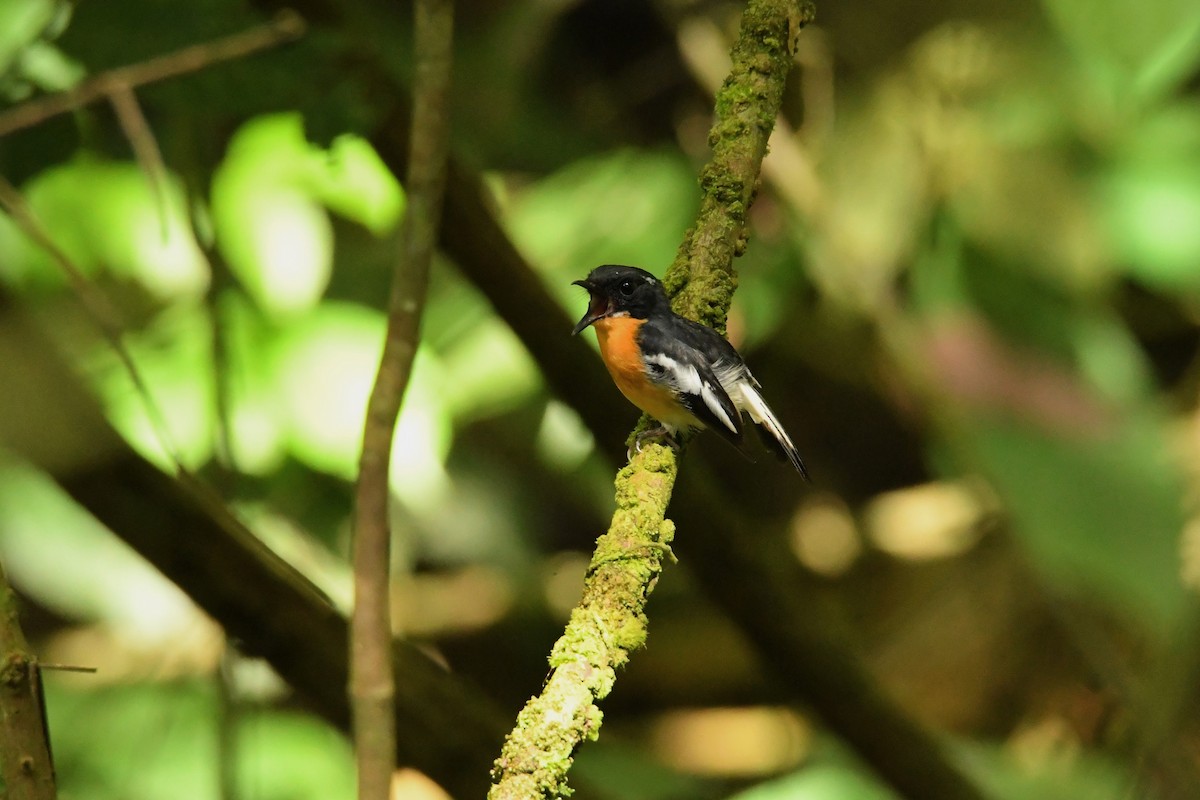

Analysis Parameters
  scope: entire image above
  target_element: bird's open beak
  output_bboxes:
[571,280,609,335]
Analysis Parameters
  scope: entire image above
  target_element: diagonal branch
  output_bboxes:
[0,11,305,139]
[487,2,811,797]
[0,299,506,800]
[350,0,454,796]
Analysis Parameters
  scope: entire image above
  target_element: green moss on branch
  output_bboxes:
[667,0,816,332]
[488,2,813,796]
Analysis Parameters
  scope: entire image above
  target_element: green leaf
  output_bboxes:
[439,317,540,422]
[310,134,405,235]
[270,302,452,508]
[213,291,288,474]
[959,740,1135,800]
[507,148,698,290]
[1103,161,1200,289]
[8,157,210,297]
[1041,0,1200,101]
[210,113,404,317]
[0,458,200,629]
[211,114,334,316]
[728,765,898,800]
[0,0,55,75]
[45,681,220,800]
[233,710,355,799]
[957,410,1186,633]
[87,304,217,469]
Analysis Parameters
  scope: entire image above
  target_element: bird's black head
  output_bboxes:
[571,265,670,335]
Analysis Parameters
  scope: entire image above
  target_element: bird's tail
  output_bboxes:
[737,382,810,481]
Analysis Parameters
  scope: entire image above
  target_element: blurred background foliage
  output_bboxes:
[1,0,1200,798]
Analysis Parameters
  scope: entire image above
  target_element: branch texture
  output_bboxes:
[0,11,305,138]
[350,0,453,796]
[488,2,810,796]
[0,560,56,800]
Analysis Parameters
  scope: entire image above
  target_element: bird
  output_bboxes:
[572,264,809,479]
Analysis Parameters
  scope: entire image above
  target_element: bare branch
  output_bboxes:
[0,11,305,138]
[350,0,454,797]
[0,559,57,800]
[107,83,172,236]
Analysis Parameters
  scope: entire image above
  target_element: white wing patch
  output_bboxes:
[734,378,799,449]
[700,382,738,432]
[645,352,739,433]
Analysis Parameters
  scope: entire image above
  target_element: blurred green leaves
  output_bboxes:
[1041,0,1200,102]
[271,301,452,509]
[46,680,354,800]
[211,113,404,316]
[1102,103,1200,288]
[729,765,898,800]
[2,0,1200,795]
[963,411,1186,632]
[0,0,81,99]
[0,459,198,631]
[0,157,210,296]
[507,148,698,282]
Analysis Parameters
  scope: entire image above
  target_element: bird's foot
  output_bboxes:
[627,425,680,460]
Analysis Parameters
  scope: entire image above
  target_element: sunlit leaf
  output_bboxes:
[1103,162,1200,288]
[234,710,355,799]
[211,114,334,316]
[271,301,384,477]
[87,304,217,469]
[16,39,83,91]
[8,157,210,296]
[439,317,540,422]
[0,459,201,636]
[271,302,451,507]
[727,764,897,800]
[214,291,287,474]
[210,113,403,317]
[310,134,405,235]
[536,400,594,471]
[0,0,73,97]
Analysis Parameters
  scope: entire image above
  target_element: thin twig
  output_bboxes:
[107,83,172,238]
[0,559,57,800]
[0,10,305,138]
[488,2,811,797]
[349,0,453,797]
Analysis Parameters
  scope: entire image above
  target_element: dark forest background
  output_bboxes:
[3,0,1200,798]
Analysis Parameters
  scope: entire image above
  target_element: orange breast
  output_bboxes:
[593,316,698,429]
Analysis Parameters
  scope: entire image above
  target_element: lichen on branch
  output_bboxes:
[666,0,816,332]
[488,1,813,797]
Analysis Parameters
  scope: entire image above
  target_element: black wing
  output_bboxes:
[639,316,745,447]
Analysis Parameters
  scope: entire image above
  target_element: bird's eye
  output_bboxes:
[618,280,636,296]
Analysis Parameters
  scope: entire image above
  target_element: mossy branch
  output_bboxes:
[488,2,814,796]
[665,1,815,331]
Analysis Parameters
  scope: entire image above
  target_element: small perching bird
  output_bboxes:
[572,265,809,479]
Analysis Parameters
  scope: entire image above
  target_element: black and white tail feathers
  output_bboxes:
[731,377,810,481]
[639,313,810,480]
